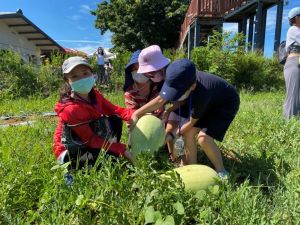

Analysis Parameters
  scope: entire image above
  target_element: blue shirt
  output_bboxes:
[97,54,105,65]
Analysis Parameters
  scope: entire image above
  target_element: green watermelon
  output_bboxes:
[173,165,218,191]
[130,115,165,157]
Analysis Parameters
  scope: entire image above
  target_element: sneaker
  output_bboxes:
[217,169,229,180]
[64,173,74,187]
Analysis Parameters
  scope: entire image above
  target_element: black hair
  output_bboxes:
[98,47,104,55]
[289,14,300,26]
[59,78,72,102]
[289,17,296,26]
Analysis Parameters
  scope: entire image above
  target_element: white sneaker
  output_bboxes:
[217,170,229,180]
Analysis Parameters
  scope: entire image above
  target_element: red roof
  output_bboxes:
[63,47,87,57]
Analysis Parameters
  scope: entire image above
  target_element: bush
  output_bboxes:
[0,50,38,98]
[191,32,284,91]
[163,48,187,61]
[109,51,131,91]
[0,50,64,98]
[0,32,284,99]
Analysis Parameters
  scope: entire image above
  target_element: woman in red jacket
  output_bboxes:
[53,56,134,170]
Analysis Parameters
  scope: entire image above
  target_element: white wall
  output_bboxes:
[0,21,41,63]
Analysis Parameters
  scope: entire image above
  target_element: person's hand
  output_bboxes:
[123,149,135,164]
[162,110,170,123]
[129,112,139,131]
[127,132,132,149]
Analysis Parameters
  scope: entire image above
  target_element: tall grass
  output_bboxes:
[0,91,299,224]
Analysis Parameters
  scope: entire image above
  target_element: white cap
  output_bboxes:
[62,56,91,74]
[288,7,300,20]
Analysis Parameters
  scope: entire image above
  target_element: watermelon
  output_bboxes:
[172,165,218,191]
[130,115,165,157]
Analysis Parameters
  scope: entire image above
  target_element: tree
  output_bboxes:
[92,0,189,51]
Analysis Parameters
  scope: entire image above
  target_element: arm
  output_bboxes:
[98,92,135,121]
[164,101,187,113]
[71,122,126,156]
[61,105,127,156]
[161,101,185,122]
[130,95,167,128]
[133,95,167,118]
[124,92,139,109]
[70,123,134,163]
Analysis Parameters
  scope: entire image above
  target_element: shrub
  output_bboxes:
[163,48,187,61]
[191,32,284,91]
[108,50,131,91]
[0,32,284,98]
[0,50,39,98]
[0,50,64,98]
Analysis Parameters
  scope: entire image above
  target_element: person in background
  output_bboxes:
[284,7,300,119]
[123,49,165,118]
[96,47,105,84]
[53,56,134,174]
[131,59,240,178]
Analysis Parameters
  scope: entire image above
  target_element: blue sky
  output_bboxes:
[1,0,111,55]
[1,0,298,56]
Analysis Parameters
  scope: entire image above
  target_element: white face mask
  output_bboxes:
[132,71,149,83]
[150,72,164,83]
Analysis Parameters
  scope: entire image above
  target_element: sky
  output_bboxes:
[1,0,112,55]
[0,0,298,57]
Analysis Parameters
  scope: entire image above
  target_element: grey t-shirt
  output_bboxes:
[286,25,300,51]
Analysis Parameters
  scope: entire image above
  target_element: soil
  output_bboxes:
[0,114,57,126]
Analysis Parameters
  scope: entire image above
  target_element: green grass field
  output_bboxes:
[0,91,299,224]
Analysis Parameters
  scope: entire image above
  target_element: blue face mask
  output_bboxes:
[70,76,95,94]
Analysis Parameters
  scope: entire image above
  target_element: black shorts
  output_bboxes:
[175,97,240,142]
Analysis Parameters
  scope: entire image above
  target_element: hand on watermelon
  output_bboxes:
[123,149,135,164]
[129,112,139,131]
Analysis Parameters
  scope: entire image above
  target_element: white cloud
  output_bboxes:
[80,5,92,14]
[69,14,81,21]
[74,45,100,55]
[56,34,113,54]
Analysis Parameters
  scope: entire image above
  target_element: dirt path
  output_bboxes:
[0,112,57,127]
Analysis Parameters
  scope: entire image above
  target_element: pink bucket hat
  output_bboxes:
[137,45,170,73]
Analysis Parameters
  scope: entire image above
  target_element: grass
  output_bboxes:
[0,90,299,224]
[0,89,125,116]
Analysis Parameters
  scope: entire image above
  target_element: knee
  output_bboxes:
[197,133,210,146]
[182,128,197,142]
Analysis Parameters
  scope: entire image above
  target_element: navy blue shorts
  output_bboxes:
[175,97,240,142]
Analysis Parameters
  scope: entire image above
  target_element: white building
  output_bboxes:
[0,9,64,63]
